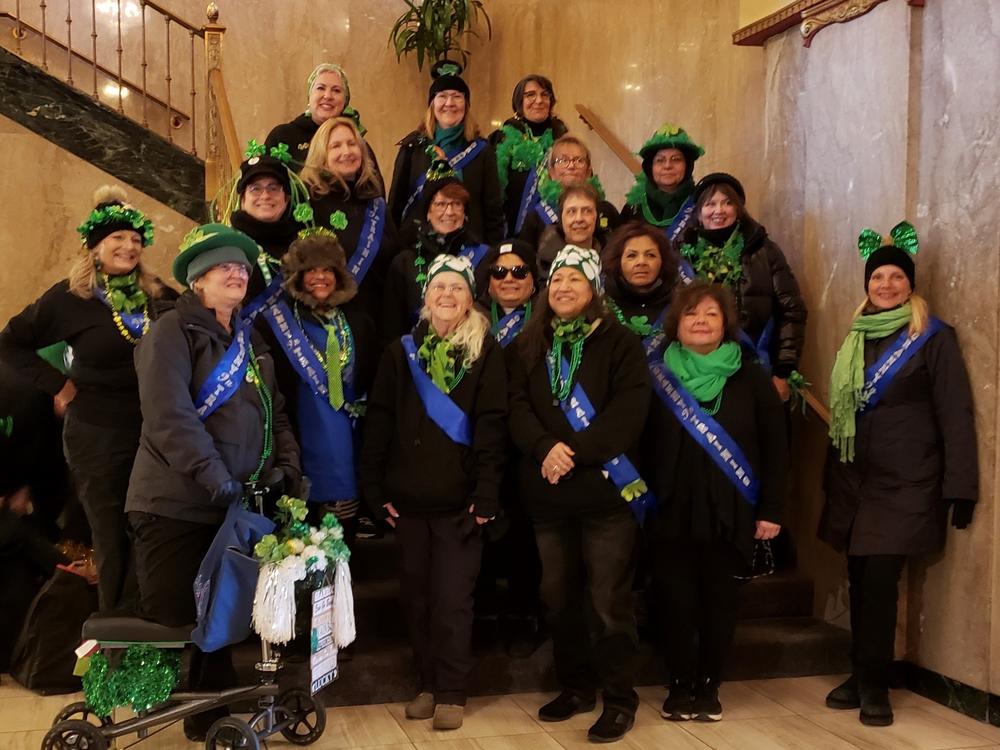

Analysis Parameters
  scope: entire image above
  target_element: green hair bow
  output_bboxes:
[857,220,919,260]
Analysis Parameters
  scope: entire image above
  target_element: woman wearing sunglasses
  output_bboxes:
[483,240,538,349]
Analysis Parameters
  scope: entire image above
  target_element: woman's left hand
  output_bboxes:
[771,377,790,402]
[755,520,782,540]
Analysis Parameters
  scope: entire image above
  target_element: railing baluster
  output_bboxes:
[65,0,72,85]
[141,0,149,126]
[164,16,172,142]
[90,0,98,99]
[40,0,48,70]
[115,0,124,112]
[189,30,196,154]
[14,0,22,56]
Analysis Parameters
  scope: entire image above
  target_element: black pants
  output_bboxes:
[63,413,139,612]
[475,503,542,619]
[652,538,744,683]
[847,554,906,689]
[129,511,235,692]
[396,513,483,705]
[534,506,639,714]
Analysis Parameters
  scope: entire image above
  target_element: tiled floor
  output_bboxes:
[5,674,1000,749]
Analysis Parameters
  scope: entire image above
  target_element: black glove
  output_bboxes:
[949,499,975,530]
[211,479,242,505]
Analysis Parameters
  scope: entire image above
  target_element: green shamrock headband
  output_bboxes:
[858,220,919,260]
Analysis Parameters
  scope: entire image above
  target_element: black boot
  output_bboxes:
[691,677,722,722]
[859,684,893,726]
[587,706,635,743]
[826,675,860,709]
[661,678,694,721]
[538,690,597,722]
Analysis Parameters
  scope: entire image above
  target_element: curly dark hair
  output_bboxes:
[602,220,679,290]
[662,280,742,346]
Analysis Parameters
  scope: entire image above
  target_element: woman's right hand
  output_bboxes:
[53,379,77,417]
[383,502,400,528]
[541,442,576,484]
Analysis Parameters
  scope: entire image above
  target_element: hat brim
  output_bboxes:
[172,231,260,287]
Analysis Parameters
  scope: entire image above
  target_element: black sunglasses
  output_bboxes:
[490,264,531,280]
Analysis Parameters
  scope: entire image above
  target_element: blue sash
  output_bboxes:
[459,243,490,269]
[401,335,472,446]
[402,139,488,219]
[493,308,528,348]
[241,275,284,322]
[348,197,386,285]
[737,318,776,372]
[95,288,147,339]
[194,323,251,421]
[860,317,944,413]
[665,195,697,284]
[547,358,656,523]
[647,355,760,505]
[514,166,540,235]
[534,199,559,225]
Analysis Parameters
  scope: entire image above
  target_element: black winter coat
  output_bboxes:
[265,113,382,177]
[518,198,620,259]
[309,190,401,324]
[819,322,977,556]
[604,274,674,334]
[508,319,651,521]
[125,292,300,525]
[360,319,508,520]
[387,131,504,244]
[642,360,788,563]
[230,210,301,303]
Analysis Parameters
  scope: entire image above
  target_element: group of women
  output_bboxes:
[0,59,977,743]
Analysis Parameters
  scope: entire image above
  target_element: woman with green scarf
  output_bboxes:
[0,185,175,613]
[820,228,977,727]
[387,60,504,244]
[642,281,787,723]
[360,253,507,731]
[508,245,651,743]
[619,123,704,241]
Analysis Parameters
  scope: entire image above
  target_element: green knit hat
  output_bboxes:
[637,123,705,164]
[172,223,260,287]
[549,245,604,295]
[424,253,476,296]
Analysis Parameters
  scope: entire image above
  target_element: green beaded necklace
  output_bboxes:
[547,316,592,401]
[245,343,273,483]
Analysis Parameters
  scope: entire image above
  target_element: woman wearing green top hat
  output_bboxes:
[819,223,977,727]
[619,123,704,244]
[641,280,787,723]
[360,253,507,731]
[508,245,651,743]
[0,185,175,613]
[387,59,504,245]
[125,223,300,741]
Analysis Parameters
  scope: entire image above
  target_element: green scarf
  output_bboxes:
[417,331,467,393]
[548,316,592,400]
[434,123,467,155]
[679,225,745,288]
[829,303,913,462]
[625,173,694,228]
[102,271,147,313]
[664,341,741,415]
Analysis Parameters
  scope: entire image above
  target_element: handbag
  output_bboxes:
[191,501,275,652]
[733,540,775,581]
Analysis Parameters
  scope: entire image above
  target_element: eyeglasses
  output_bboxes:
[246,182,284,196]
[524,91,552,101]
[653,153,686,166]
[430,200,464,212]
[427,282,468,295]
[552,156,588,168]
[490,264,531,280]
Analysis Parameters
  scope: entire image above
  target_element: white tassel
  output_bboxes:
[331,558,356,648]
[252,559,303,644]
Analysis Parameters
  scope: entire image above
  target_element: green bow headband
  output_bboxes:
[857,220,919,260]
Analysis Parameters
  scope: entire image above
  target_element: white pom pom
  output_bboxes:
[252,562,299,644]
[92,184,128,207]
[331,559,356,648]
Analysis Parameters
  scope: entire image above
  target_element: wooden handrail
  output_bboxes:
[208,67,240,172]
[142,0,204,36]
[803,389,830,424]
[0,12,189,122]
[575,104,641,175]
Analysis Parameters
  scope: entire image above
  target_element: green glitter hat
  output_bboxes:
[636,123,705,164]
[77,185,155,249]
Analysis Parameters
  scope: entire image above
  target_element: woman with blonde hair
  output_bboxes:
[387,60,503,244]
[301,116,398,319]
[820,223,977,727]
[361,253,507,731]
[0,186,175,612]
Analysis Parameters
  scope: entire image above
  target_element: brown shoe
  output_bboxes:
[405,692,435,720]
[432,703,464,730]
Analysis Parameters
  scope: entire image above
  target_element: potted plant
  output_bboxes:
[388,0,492,71]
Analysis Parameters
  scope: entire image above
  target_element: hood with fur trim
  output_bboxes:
[281,235,358,313]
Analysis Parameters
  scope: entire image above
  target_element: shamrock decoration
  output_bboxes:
[621,478,649,503]
[437,62,460,76]
[657,123,682,137]
[244,139,267,159]
[628,315,654,337]
[77,204,155,247]
[329,210,348,231]
[293,203,314,224]
[178,226,218,253]
[269,143,292,164]
[857,220,919,260]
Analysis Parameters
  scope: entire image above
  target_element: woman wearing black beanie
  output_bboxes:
[387,60,504,245]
